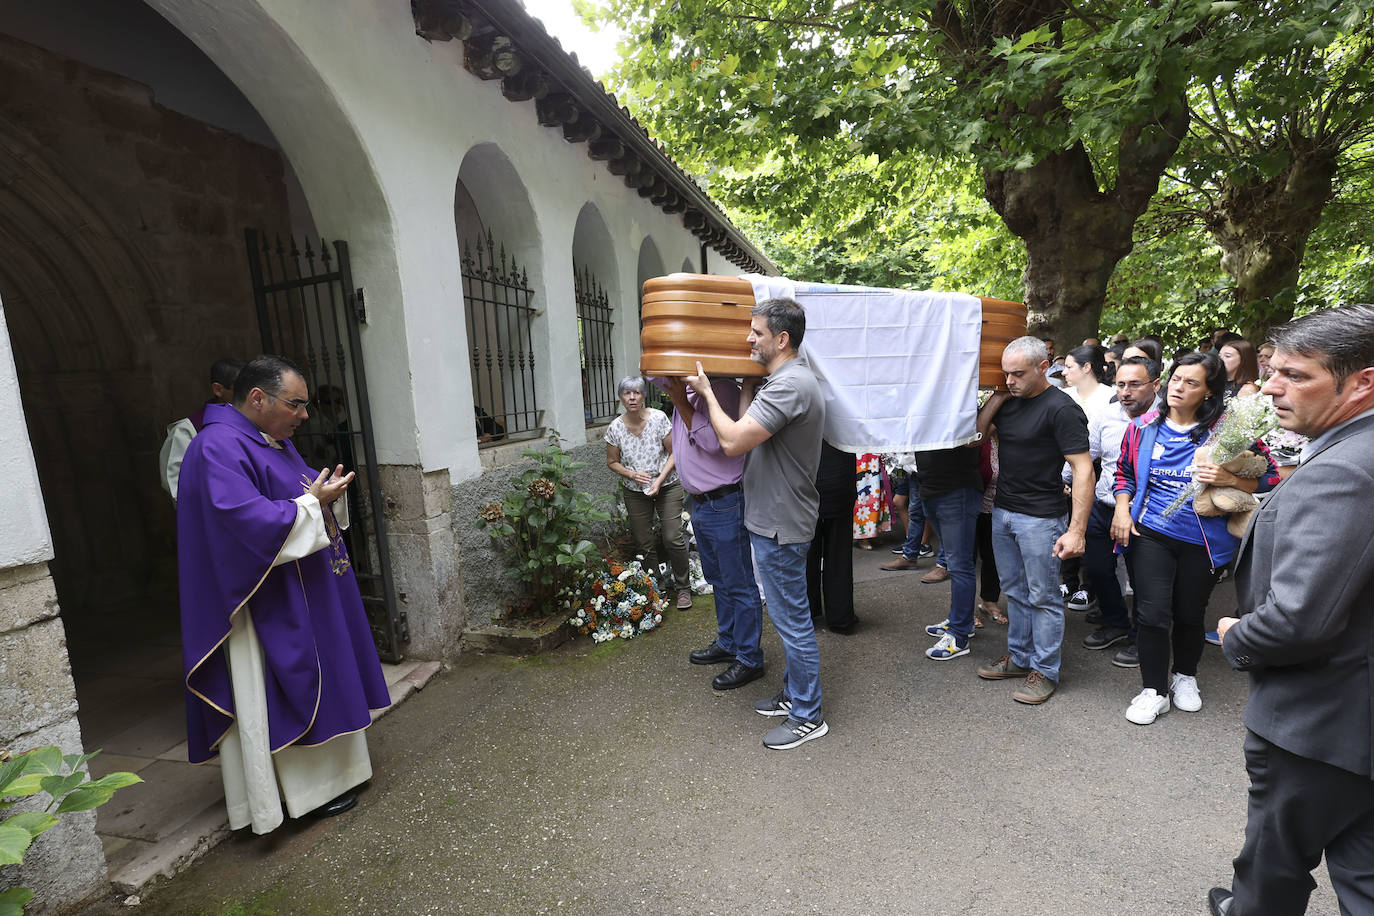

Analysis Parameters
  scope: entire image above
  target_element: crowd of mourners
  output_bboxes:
[607,322,1294,725]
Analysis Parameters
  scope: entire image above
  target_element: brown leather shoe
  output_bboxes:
[920,565,949,584]
[977,653,1030,680]
[879,556,922,571]
[1012,670,1057,705]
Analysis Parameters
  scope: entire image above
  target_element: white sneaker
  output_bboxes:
[1172,673,1202,712]
[1126,688,1170,725]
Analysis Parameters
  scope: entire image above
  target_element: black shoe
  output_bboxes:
[1084,608,1103,625]
[1111,642,1140,668]
[1082,626,1130,650]
[316,791,357,817]
[712,661,765,690]
[689,641,734,665]
[1207,888,1233,916]
[827,618,858,635]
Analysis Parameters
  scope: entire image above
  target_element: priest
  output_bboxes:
[177,355,390,834]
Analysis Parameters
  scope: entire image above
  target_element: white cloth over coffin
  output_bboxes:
[218,468,372,835]
[745,276,983,452]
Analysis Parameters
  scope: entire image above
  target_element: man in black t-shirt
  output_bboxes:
[973,336,1093,705]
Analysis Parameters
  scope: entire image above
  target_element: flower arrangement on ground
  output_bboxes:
[565,556,667,642]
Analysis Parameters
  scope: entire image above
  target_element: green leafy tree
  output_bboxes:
[593,0,1366,341]
[1172,1,1374,339]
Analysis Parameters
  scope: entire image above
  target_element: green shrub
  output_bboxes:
[477,434,612,616]
[1,746,141,915]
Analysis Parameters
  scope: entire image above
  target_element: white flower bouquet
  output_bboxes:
[564,555,666,642]
[1161,393,1279,520]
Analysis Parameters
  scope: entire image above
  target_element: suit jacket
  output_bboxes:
[1223,411,1374,777]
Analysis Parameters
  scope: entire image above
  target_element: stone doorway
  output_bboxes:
[0,27,296,874]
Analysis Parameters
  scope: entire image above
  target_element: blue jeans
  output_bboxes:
[923,487,981,640]
[905,487,948,566]
[991,507,1067,681]
[689,491,763,668]
[749,532,822,723]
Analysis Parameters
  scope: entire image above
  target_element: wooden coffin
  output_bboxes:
[638,273,1028,387]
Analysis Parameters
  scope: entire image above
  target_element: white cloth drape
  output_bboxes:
[218,491,371,835]
[746,276,984,452]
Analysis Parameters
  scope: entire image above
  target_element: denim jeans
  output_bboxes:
[688,491,763,668]
[991,507,1068,681]
[904,489,949,566]
[749,532,822,723]
[922,487,981,640]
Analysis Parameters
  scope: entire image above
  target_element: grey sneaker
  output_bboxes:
[753,691,792,717]
[1082,626,1130,650]
[977,653,1031,680]
[1111,643,1140,668]
[1012,670,1057,705]
[762,717,829,750]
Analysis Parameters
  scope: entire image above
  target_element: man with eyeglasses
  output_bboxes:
[175,355,389,833]
[1080,356,1161,665]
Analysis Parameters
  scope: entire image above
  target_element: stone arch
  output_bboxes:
[142,0,415,460]
[571,203,619,422]
[455,143,544,441]
[0,120,161,617]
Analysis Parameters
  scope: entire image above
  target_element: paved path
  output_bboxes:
[82,544,1337,915]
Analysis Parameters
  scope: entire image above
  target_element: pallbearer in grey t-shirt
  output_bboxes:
[688,297,829,751]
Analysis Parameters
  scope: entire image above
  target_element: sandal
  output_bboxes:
[979,601,1009,625]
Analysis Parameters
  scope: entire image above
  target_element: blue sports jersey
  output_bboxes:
[1138,420,1206,545]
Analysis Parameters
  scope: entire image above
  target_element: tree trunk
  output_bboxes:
[983,102,1189,350]
[1203,144,1338,342]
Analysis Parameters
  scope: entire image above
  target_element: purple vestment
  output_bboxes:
[177,403,389,764]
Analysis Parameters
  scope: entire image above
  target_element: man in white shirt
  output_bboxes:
[1079,356,1160,663]
[158,358,244,502]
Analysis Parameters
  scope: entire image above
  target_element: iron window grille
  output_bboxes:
[576,264,616,424]
[462,229,542,444]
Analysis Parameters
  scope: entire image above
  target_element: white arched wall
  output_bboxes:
[143,0,428,469]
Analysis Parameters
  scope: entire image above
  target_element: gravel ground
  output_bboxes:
[79,542,1337,916]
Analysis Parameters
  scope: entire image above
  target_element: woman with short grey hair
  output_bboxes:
[604,376,693,609]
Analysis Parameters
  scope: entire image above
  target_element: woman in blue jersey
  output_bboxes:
[1110,352,1280,725]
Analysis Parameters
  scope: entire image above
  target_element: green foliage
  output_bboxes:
[589,0,1372,336]
[476,434,613,614]
[0,746,141,915]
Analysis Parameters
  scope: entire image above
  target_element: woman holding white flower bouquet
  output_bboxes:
[1111,352,1280,726]
[605,376,693,610]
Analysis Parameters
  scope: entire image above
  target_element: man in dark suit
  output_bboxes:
[1210,303,1374,915]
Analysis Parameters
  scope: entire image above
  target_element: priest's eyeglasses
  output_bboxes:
[265,392,311,412]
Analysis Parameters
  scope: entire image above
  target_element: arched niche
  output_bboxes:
[455,143,544,442]
[570,203,619,423]
[636,236,666,324]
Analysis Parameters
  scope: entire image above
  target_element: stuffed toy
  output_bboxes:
[1190,445,1270,537]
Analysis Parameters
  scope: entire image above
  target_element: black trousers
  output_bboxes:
[806,511,855,627]
[1231,730,1374,915]
[1131,524,1220,693]
[1082,501,1133,633]
[975,511,1000,602]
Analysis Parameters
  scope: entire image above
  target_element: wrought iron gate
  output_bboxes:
[244,229,407,662]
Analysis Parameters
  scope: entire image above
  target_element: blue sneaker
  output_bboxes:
[925,633,970,660]
[1205,631,1222,646]
[924,618,975,639]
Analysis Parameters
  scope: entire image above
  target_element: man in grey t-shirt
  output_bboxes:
[688,297,828,750]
